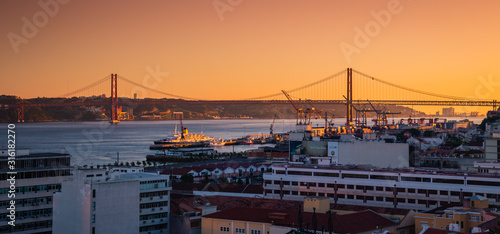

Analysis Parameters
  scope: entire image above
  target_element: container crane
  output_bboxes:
[343,95,373,127]
[282,90,308,125]
[270,114,278,135]
[366,100,400,126]
[281,90,323,125]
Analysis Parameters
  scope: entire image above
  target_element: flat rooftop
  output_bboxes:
[272,163,500,179]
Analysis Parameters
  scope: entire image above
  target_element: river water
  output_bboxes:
[1,117,484,166]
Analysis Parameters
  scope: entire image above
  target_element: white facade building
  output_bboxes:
[0,149,71,233]
[484,137,500,162]
[53,167,171,234]
[264,164,500,211]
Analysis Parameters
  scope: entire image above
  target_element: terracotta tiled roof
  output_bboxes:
[242,184,264,194]
[479,216,500,230]
[170,195,410,217]
[171,182,207,191]
[203,207,397,233]
[422,228,488,234]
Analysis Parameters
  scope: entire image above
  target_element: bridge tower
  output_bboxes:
[346,68,353,126]
[110,74,118,122]
[17,107,24,123]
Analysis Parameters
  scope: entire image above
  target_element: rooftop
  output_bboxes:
[161,162,272,175]
[203,207,397,233]
[118,172,169,180]
[170,194,410,216]
[272,163,500,179]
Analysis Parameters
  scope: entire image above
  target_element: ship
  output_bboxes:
[209,134,226,147]
[150,115,213,150]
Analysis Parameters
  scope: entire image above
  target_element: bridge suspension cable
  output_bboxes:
[117,75,198,100]
[58,75,109,98]
[352,69,486,101]
[244,69,346,100]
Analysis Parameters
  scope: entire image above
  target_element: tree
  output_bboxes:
[423,130,437,137]
[136,161,141,166]
[245,176,250,184]
[480,116,500,131]
[131,162,135,166]
[406,128,421,137]
[237,178,243,185]
[180,173,194,183]
[125,162,130,167]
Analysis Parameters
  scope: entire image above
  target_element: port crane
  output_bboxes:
[173,112,186,139]
[270,114,278,135]
[366,100,401,126]
[342,95,374,127]
[281,90,321,125]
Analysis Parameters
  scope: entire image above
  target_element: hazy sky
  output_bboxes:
[1,0,499,113]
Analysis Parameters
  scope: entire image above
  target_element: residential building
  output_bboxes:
[418,148,484,170]
[484,136,500,162]
[201,207,399,234]
[474,161,500,173]
[172,194,412,234]
[263,164,500,210]
[443,108,455,117]
[0,149,71,233]
[414,196,495,233]
[53,167,171,234]
[163,163,271,182]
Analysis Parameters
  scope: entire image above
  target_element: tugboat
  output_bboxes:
[209,134,226,147]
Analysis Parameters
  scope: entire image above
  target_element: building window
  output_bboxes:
[420,221,428,229]
[251,230,261,234]
[92,189,96,198]
[220,227,230,232]
[469,216,479,221]
[92,202,95,211]
[446,213,453,219]
[92,214,95,223]
[92,227,95,234]
[235,228,246,233]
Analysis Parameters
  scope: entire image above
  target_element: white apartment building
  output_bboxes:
[264,164,500,210]
[0,149,71,233]
[53,167,171,234]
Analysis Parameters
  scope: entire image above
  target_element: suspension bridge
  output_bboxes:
[3,68,497,124]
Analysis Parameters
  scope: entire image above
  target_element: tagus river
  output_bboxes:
[2,117,484,165]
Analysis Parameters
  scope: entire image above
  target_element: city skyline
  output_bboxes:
[1,1,500,114]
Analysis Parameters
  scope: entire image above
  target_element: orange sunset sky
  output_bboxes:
[1,0,500,114]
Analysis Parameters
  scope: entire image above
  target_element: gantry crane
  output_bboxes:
[270,114,278,135]
[367,100,401,126]
[343,95,373,127]
[282,90,321,125]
